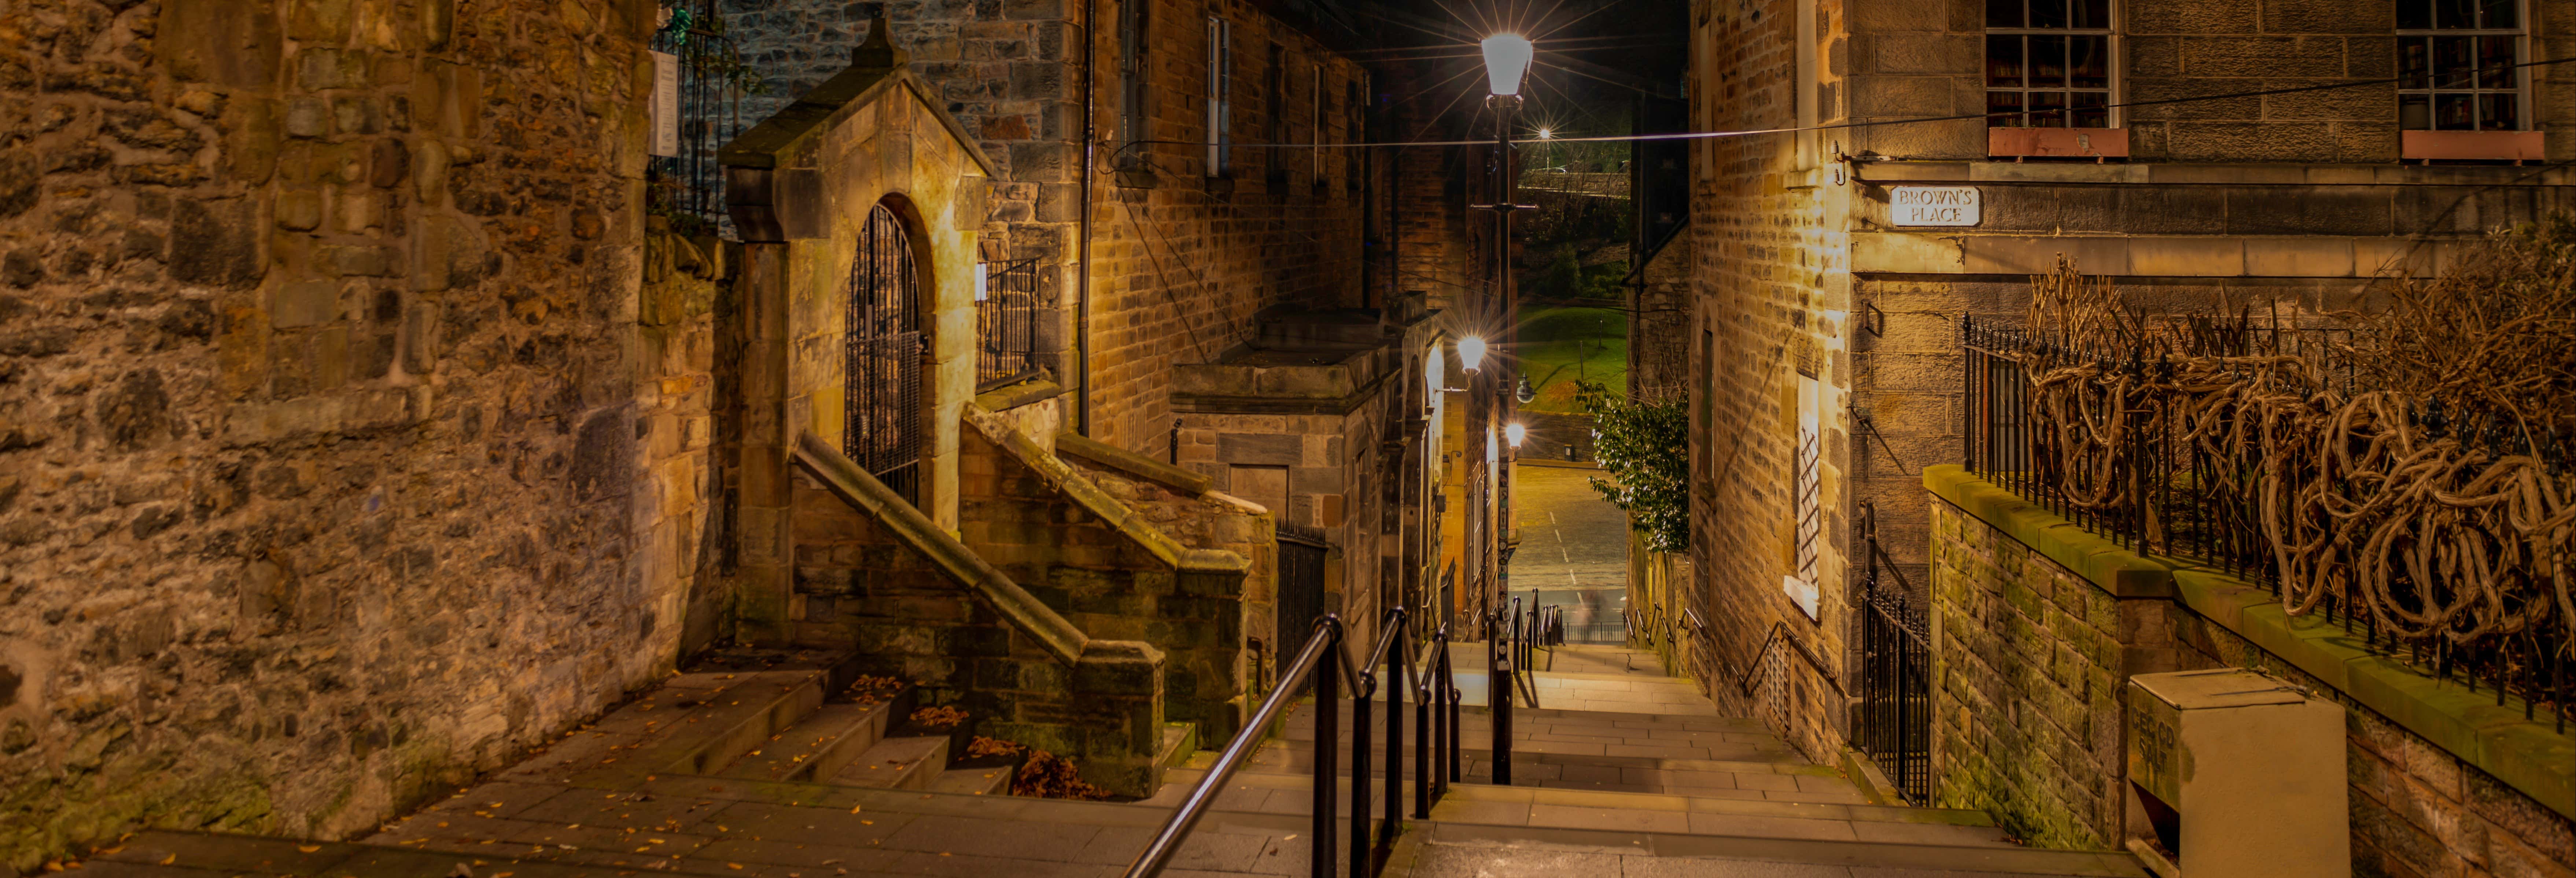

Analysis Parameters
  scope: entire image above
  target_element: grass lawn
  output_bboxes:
[1512,305,1627,413]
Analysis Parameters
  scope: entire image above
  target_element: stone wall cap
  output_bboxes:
[718,69,995,178]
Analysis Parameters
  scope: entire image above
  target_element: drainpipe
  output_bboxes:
[1075,0,1098,436]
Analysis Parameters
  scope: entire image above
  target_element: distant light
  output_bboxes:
[1506,423,1527,448]
[1457,335,1487,373]
[1537,128,1553,139]
[1480,34,1533,97]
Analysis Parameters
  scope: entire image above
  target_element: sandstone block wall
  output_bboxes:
[1061,451,1277,708]
[0,0,686,868]
[1930,497,2576,877]
[785,470,1165,795]
[1684,0,1859,761]
[956,424,1247,740]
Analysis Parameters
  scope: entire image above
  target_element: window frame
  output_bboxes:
[1983,0,2122,130]
[1206,16,1232,177]
[1117,0,1150,169]
[2396,0,2529,132]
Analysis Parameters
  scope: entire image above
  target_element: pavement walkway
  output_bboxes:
[1507,464,1631,643]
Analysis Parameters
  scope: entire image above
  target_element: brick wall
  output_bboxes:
[0,0,675,867]
[1685,0,1860,761]
[1930,496,2576,876]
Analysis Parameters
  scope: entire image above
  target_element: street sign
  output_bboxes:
[1889,186,1979,227]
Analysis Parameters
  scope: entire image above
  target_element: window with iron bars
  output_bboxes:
[2399,0,2527,130]
[646,1,758,236]
[1117,0,1150,169]
[1984,0,2115,128]
[1206,17,1233,177]
[976,258,1047,391]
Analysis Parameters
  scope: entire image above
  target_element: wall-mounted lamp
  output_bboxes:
[1505,423,1526,448]
[1457,335,1487,373]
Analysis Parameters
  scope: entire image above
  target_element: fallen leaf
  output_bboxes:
[159,855,176,866]
[849,804,863,814]
[727,864,744,871]
[298,845,322,853]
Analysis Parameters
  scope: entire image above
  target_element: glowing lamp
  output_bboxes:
[1506,423,1526,448]
[1480,34,1533,97]
[1457,335,1487,373]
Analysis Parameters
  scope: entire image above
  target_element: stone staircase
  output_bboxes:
[77,647,2144,878]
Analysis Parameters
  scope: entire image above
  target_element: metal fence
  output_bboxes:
[1961,315,2569,734]
[647,3,753,235]
[1852,502,1930,805]
[976,258,1046,391]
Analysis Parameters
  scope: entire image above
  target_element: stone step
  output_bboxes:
[1157,720,1199,768]
[495,660,851,791]
[715,698,904,783]
[925,761,1015,796]
[1428,782,2008,843]
[833,735,951,790]
[1390,822,2148,878]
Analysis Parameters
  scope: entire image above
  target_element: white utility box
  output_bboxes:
[2124,668,2348,878]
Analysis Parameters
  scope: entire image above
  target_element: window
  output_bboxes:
[1264,43,1285,150]
[1985,0,2114,128]
[2399,0,2524,130]
[1117,0,1148,167]
[1206,17,1232,176]
[1311,65,1325,181]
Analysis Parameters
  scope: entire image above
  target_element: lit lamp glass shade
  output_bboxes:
[1457,335,1487,373]
[1481,34,1533,97]
[1505,423,1527,448]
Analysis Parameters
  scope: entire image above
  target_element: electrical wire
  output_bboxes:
[1105,54,2576,164]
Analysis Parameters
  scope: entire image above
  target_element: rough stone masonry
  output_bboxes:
[0,0,686,869]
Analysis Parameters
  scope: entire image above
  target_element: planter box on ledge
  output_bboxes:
[2402,129,2545,162]
[1988,127,2129,160]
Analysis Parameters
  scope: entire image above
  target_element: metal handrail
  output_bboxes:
[1125,606,1462,878]
[1734,620,1847,699]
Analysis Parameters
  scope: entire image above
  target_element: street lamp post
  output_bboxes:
[1472,34,1533,635]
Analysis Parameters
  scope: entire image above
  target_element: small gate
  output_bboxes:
[1275,521,1329,657]
[1852,503,1931,804]
[845,203,925,504]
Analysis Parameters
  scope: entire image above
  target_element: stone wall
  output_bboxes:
[955,421,1248,740]
[1059,447,1277,704]
[1928,478,2576,877]
[0,0,677,868]
[784,468,1167,795]
[1684,0,1859,761]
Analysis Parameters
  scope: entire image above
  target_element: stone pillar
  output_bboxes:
[1072,639,1167,798]
[734,243,795,642]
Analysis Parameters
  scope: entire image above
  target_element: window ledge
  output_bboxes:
[2401,130,2544,162]
[1988,127,2130,160]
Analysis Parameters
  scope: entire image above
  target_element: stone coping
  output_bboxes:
[1055,431,1217,495]
[1924,465,2575,822]
[792,431,1090,665]
[974,378,1070,413]
[964,405,1248,575]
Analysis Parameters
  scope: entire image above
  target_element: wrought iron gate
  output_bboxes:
[1276,522,1328,658]
[1852,503,1931,804]
[845,203,925,504]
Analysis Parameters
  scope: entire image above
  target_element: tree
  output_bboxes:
[1574,381,1689,552]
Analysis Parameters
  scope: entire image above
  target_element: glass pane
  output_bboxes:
[2030,0,2068,28]
[2030,35,2067,88]
[1987,0,2023,28]
[1987,90,2025,128]
[2029,90,2068,127]
[2400,38,2431,88]
[2433,36,2473,88]
[2436,93,2474,129]
[1986,35,2025,88]
[2398,0,2432,29]
[2479,0,2516,28]
[2477,36,2515,88]
[2400,95,2432,129]
[2074,0,2111,28]
[2071,35,2109,88]
[2434,0,2473,28]
[2480,93,2518,130]
[2071,91,2108,128]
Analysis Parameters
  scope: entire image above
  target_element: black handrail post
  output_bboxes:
[1313,626,1338,878]
[1445,643,1460,785]
[1413,648,1432,818]
[1349,657,1371,878]
[1384,611,1405,846]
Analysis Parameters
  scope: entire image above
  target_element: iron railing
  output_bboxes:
[646,3,752,236]
[1962,315,2570,733]
[1123,608,1464,878]
[976,258,1047,391]
[1851,502,1930,804]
